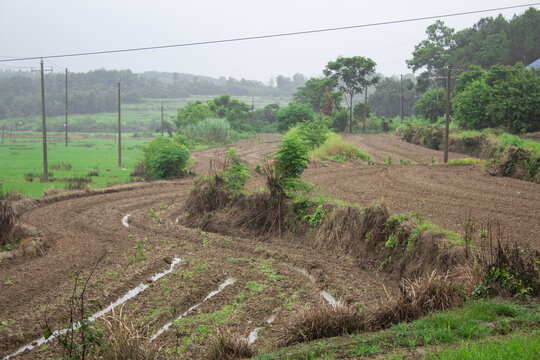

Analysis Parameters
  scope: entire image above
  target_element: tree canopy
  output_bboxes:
[323,56,379,133]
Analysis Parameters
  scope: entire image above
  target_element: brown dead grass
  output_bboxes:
[100,305,159,360]
[279,271,464,346]
[206,328,255,360]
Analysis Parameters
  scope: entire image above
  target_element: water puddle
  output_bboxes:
[4,257,181,360]
[245,310,279,345]
[321,290,340,308]
[122,214,131,228]
[150,278,236,341]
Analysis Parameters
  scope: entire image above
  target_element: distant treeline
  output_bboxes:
[0,69,306,119]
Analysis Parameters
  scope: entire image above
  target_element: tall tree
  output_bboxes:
[406,20,455,90]
[293,77,341,113]
[323,56,379,133]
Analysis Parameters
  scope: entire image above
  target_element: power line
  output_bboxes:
[1,2,538,63]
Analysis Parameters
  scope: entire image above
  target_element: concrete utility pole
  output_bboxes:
[65,68,68,147]
[362,84,368,133]
[40,59,49,182]
[400,75,404,124]
[444,66,451,164]
[118,81,122,167]
[161,101,164,137]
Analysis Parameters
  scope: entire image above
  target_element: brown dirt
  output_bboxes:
[0,134,538,359]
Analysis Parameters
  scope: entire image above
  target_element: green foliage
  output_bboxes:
[453,64,540,133]
[407,20,455,80]
[175,101,213,128]
[207,94,253,132]
[142,137,190,179]
[275,102,315,133]
[182,117,230,145]
[286,119,330,149]
[293,77,342,113]
[302,204,327,228]
[312,133,372,163]
[414,88,447,123]
[222,148,250,193]
[324,56,379,133]
[275,135,310,179]
[330,110,348,132]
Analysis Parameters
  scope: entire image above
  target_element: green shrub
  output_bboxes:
[275,135,310,179]
[222,148,250,193]
[286,119,330,149]
[142,137,190,179]
[275,102,315,133]
[312,133,372,163]
[182,117,230,145]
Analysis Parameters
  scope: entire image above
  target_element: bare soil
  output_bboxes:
[0,134,537,359]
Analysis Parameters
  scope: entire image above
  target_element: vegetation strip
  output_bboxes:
[3,257,181,360]
[150,278,236,341]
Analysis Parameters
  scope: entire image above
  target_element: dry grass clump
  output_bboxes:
[206,328,255,360]
[279,301,366,346]
[371,271,463,330]
[0,191,15,247]
[100,305,159,360]
[279,271,464,346]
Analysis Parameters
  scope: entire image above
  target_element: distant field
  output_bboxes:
[4,96,292,133]
[0,135,145,197]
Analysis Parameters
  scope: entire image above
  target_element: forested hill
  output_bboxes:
[0,69,306,119]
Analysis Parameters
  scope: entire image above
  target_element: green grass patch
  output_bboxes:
[256,299,540,359]
[427,330,540,359]
[446,158,483,166]
[0,136,145,197]
[312,133,372,163]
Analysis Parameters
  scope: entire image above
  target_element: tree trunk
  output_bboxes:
[349,93,353,134]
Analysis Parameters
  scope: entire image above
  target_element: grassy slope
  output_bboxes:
[257,299,540,359]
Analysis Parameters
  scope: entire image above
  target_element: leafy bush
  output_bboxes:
[453,64,540,134]
[312,133,372,163]
[414,88,447,123]
[221,148,250,193]
[181,117,230,145]
[275,135,310,179]
[142,137,190,179]
[330,110,348,132]
[275,102,315,133]
[286,119,329,149]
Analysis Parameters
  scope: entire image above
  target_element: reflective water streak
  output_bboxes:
[3,257,182,360]
[150,278,235,341]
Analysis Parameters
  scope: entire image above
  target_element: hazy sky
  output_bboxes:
[0,0,537,82]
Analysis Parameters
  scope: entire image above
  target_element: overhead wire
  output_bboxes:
[0,2,538,63]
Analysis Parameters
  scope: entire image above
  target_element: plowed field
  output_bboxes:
[1,134,538,359]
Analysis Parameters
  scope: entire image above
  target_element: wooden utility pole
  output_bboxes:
[362,84,368,133]
[444,66,451,164]
[40,59,49,182]
[400,75,404,124]
[160,101,164,137]
[1,123,4,143]
[118,81,122,167]
[65,68,68,147]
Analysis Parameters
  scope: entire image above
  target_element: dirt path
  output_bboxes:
[0,134,538,358]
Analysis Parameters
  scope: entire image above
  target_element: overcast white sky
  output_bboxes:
[0,0,538,82]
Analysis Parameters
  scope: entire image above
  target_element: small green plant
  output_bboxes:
[159,200,166,210]
[4,279,14,285]
[149,208,156,218]
[302,204,327,228]
[222,147,250,193]
[399,158,411,165]
[384,155,393,165]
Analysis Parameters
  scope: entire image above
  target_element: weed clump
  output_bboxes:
[206,328,254,360]
[0,191,15,247]
[280,271,464,346]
